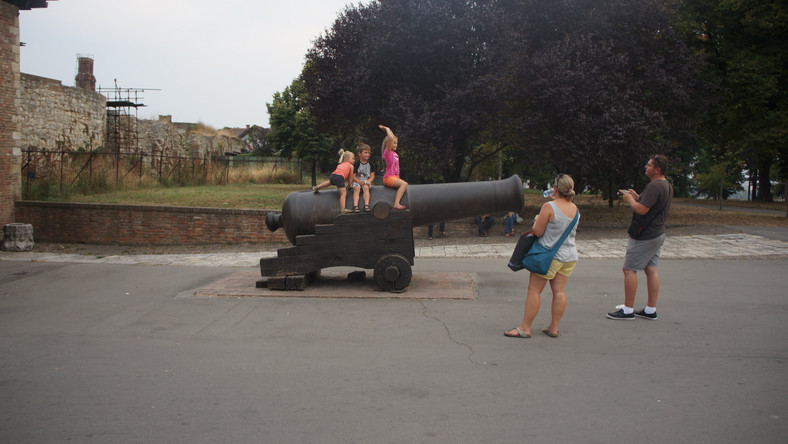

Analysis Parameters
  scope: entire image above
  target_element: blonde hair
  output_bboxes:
[381,135,397,153]
[554,174,576,200]
[356,143,371,153]
[337,149,354,163]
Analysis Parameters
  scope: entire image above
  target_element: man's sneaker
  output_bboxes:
[634,309,658,320]
[606,309,635,320]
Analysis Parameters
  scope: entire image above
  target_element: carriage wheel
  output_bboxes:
[373,253,412,291]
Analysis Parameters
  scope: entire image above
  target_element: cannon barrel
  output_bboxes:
[266,175,524,244]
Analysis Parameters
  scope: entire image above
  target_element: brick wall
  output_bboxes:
[1,2,21,226]
[15,201,288,245]
[13,200,497,246]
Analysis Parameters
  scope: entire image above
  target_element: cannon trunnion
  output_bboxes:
[259,175,524,291]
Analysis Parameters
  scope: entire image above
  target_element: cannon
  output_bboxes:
[260,175,524,291]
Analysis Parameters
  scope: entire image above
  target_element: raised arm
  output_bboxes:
[378,124,395,149]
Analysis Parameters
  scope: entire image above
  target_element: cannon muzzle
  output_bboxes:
[269,175,524,244]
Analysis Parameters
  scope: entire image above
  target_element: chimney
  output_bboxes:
[75,54,96,91]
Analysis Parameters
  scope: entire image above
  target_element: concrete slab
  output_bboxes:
[193,270,477,300]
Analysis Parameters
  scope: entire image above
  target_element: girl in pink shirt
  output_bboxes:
[378,124,408,210]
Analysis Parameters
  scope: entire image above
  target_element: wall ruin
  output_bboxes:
[18,73,107,151]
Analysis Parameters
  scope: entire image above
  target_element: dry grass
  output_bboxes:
[190,121,218,136]
[61,183,299,209]
[225,164,301,185]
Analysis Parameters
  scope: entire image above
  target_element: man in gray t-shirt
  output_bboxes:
[607,155,672,321]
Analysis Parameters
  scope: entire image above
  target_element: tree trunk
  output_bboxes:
[608,178,614,208]
[756,159,773,202]
[311,158,317,187]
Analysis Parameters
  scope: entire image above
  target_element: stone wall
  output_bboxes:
[18,73,106,151]
[15,201,287,245]
[18,74,245,163]
[1,1,21,225]
[136,117,247,159]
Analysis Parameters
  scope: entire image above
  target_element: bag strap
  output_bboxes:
[550,209,579,252]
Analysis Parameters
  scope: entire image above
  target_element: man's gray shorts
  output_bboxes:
[623,233,666,271]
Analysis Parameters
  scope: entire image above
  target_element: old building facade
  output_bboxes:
[1,0,49,226]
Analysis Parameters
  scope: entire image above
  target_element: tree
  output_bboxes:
[303,0,501,183]
[245,126,274,157]
[675,0,788,201]
[692,148,744,199]
[493,0,700,205]
[266,78,333,186]
[299,0,701,194]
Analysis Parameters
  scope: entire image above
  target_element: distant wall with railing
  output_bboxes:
[20,148,303,199]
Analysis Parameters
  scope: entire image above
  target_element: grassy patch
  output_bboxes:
[60,183,306,209]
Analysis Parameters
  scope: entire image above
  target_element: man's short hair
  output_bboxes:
[651,154,668,175]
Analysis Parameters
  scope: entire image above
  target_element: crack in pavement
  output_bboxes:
[417,300,480,365]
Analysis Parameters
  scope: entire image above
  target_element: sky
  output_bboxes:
[18,0,365,129]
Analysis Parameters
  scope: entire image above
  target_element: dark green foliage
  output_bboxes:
[493,0,700,206]
[245,126,275,157]
[266,78,333,186]
[271,0,786,204]
[300,0,699,196]
[674,0,788,201]
[304,0,500,183]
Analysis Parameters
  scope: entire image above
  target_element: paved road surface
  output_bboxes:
[1,237,787,442]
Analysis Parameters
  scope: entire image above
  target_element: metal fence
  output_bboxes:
[21,147,302,199]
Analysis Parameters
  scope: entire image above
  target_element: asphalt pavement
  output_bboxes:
[1,231,787,443]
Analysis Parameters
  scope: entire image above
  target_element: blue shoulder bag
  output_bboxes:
[521,210,579,275]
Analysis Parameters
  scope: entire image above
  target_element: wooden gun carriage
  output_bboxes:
[260,175,524,291]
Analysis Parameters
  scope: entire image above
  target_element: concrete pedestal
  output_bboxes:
[2,223,35,252]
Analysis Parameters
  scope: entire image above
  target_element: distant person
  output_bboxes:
[427,222,447,240]
[474,214,494,237]
[505,174,579,338]
[312,149,355,213]
[351,143,375,213]
[607,154,673,321]
[504,211,517,237]
[379,124,408,210]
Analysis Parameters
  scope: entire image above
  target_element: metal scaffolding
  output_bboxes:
[98,80,157,155]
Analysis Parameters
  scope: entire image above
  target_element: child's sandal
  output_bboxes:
[363,205,370,212]
[352,206,361,213]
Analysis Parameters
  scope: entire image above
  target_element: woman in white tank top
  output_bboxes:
[505,174,579,339]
